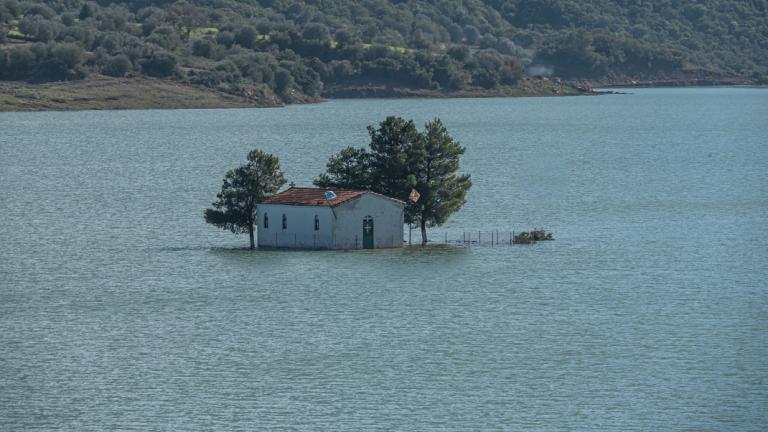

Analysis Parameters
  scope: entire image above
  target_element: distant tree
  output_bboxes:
[274,67,294,93]
[432,55,468,89]
[447,45,470,62]
[146,26,180,50]
[464,25,480,44]
[51,43,85,69]
[22,3,54,19]
[79,2,97,20]
[141,19,158,36]
[192,38,215,58]
[235,26,256,49]
[478,34,498,49]
[302,23,330,42]
[411,118,471,244]
[7,46,36,77]
[328,59,356,81]
[60,26,95,46]
[499,58,523,85]
[333,28,358,47]
[102,54,132,76]
[535,30,608,77]
[140,51,177,77]
[204,149,287,249]
[61,12,76,27]
[313,147,372,189]
[97,6,130,32]
[255,20,271,35]
[447,23,464,43]
[168,1,207,40]
[19,16,60,42]
[3,0,20,18]
[216,30,235,48]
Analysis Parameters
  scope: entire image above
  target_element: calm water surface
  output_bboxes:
[1,88,767,430]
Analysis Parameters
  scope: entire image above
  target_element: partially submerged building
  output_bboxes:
[256,187,405,249]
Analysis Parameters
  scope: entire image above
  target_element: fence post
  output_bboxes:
[408,224,412,245]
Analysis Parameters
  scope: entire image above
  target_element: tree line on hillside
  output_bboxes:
[2,0,766,102]
[0,0,526,102]
[205,116,470,249]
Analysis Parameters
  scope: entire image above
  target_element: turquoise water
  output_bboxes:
[1,88,767,430]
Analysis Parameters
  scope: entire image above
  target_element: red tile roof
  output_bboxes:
[261,187,366,207]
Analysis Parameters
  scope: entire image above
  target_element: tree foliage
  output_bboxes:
[313,147,372,190]
[314,116,471,244]
[204,149,287,249]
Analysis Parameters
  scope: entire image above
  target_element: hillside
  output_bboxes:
[1,0,766,109]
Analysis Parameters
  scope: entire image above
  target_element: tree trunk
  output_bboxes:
[248,224,255,250]
[420,219,427,246]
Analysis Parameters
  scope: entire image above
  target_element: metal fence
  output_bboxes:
[406,230,554,247]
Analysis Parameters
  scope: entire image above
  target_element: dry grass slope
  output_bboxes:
[0,76,282,111]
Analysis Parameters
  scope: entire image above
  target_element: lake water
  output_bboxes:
[1,88,767,430]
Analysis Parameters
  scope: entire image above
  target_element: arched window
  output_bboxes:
[314,215,320,231]
[282,214,287,230]
[263,213,269,229]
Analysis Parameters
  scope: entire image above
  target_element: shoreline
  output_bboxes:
[0,76,593,113]
[0,76,761,113]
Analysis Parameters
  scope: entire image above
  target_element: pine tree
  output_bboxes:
[314,116,471,245]
[204,149,286,249]
[313,147,372,189]
[412,118,472,244]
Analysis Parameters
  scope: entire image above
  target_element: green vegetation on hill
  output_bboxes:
[1,0,766,106]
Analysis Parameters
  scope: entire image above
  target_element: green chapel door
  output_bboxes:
[363,216,374,249]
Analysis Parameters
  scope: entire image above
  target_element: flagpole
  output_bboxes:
[408,189,420,245]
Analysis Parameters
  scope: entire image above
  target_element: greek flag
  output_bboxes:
[324,191,337,201]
